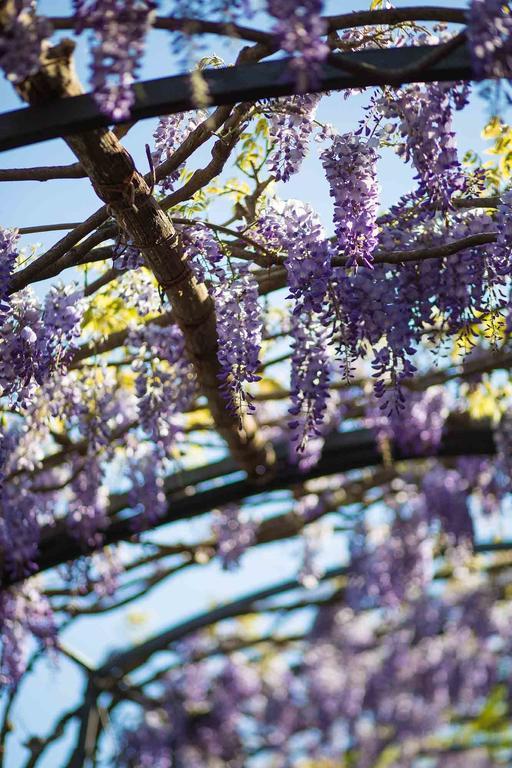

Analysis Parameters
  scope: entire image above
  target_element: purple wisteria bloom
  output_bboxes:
[74,0,156,120]
[320,133,380,267]
[468,0,512,78]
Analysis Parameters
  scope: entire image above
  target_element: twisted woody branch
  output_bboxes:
[7,35,274,478]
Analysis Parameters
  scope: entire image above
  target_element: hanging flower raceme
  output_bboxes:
[280,201,332,315]
[73,0,156,120]
[130,322,197,449]
[0,429,40,581]
[492,189,512,277]
[266,94,322,182]
[430,238,494,339]
[0,1,51,83]
[289,312,331,456]
[363,386,450,460]
[255,203,337,445]
[422,467,474,545]
[116,267,162,317]
[0,291,47,407]
[320,133,380,268]
[40,285,84,370]
[67,458,109,548]
[0,226,18,323]
[0,287,84,408]
[468,0,512,79]
[331,261,420,412]
[0,484,40,581]
[0,584,57,689]
[266,0,328,87]
[374,83,467,207]
[112,240,144,272]
[371,338,418,415]
[214,268,262,421]
[127,448,167,532]
[182,222,224,284]
[211,504,257,570]
[347,512,434,611]
[152,110,206,193]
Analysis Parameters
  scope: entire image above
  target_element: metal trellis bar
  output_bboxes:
[0,42,478,153]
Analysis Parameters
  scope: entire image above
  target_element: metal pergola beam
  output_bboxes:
[0,42,478,153]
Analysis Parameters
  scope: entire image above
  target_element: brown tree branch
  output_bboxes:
[70,310,175,365]
[6,40,271,294]
[8,38,274,478]
[46,7,468,42]
[49,14,275,45]
[17,222,82,235]
[256,231,499,295]
[95,564,348,678]
[0,164,85,182]
[325,6,467,32]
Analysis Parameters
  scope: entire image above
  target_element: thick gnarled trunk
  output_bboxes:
[11,38,274,478]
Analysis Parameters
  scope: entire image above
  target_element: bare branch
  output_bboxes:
[17,222,81,235]
[256,231,498,295]
[96,564,348,678]
[0,164,85,182]
[325,6,467,31]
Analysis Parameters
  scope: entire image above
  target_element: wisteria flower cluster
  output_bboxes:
[67,457,108,548]
[348,512,434,609]
[127,448,168,532]
[5,4,512,760]
[0,584,56,688]
[181,222,224,284]
[276,200,331,314]
[211,504,257,570]
[117,581,507,766]
[468,0,512,78]
[289,312,331,453]
[215,268,262,419]
[152,110,206,192]
[0,0,51,84]
[320,132,381,267]
[265,94,322,182]
[373,83,467,206]
[0,287,84,409]
[112,240,145,272]
[129,321,197,450]
[267,0,329,87]
[74,0,156,120]
[0,226,18,323]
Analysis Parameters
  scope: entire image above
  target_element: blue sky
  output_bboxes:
[0,1,506,766]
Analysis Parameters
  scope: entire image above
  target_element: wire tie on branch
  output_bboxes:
[92,149,157,215]
[122,230,180,262]
[93,168,139,212]
[158,261,191,291]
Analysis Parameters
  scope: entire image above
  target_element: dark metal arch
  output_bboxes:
[2,422,493,588]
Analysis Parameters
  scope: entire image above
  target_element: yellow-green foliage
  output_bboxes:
[466,116,512,191]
